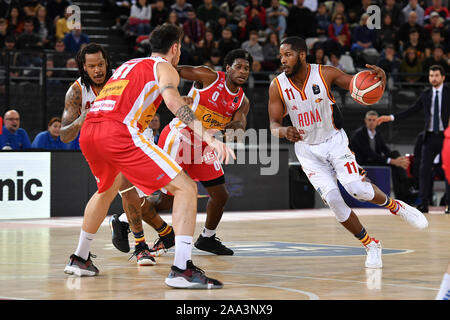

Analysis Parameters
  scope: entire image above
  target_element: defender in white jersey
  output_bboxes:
[268,37,428,269]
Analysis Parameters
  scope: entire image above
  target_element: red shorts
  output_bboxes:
[158,124,224,183]
[80,120,182,194]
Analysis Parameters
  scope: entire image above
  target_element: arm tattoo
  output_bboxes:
[160,84,176,95]
[176,105,195,125]
[60,85,83,142]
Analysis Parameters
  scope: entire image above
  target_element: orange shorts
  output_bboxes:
[157,124,224,183]
[80,120,182,194]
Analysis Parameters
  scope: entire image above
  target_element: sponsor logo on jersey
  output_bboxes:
[297,109,322,127]
[312,83,320,94]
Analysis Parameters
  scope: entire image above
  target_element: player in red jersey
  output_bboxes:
[64,24,234,290]
[110,49,252,257]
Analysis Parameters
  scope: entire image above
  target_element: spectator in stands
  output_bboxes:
[6,6,24,35]
[51,38,69,68]
[350,13,376,55]
[402,28,426,60]
[376,44,401,81]
[219,0,245,26]
[400,46,423,84]
[424,0,449,23]
[180,33,199,65]
[204,48,222,71]
[422,45,450,78]
[0,109,31,150]
[308,45,328,65]
[171,0,193,25]
[315,3,330,38]
[1,35,19,78]
[149,113,161,144]
[213,12,229,39]
[45,57,61,84]
[217,26,240,62]
[244,0,266,32]
[46,0,71,24]
[328,12,351,53]
[350,110,414,204]
[398,11,426,49]
[424,11,446,36]
[55,5,71,40]
[235,14,249,43]
[23,0,42,18]
[166,11,181,28]
[16,18,43,68]
[31,117,68,150]
[106,0,131,31]
[127,0,152,36]
[286,0,317,38]
[402,0,425,26]
[261,31,280,71]
[0,17,9,48]
[330,1,347,25]
[265,0,288,40]
[326,51,345,71]
[425,28,448,58]
[196,0,221,27]
[33,4,53,49]
[241,30,263,69]
[63,25,90,54]
[151,0,169,29]
[348,0,371,28]
[381,0,404,28]
[183,7,205,45]
[375,13,397,52]
[0,0,20,19]
[197,27,217,63]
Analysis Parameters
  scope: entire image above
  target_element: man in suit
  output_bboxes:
[377,65,450,213]
[351,110,414,204]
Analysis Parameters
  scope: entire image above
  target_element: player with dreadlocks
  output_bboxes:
[109,49,253,257]
[60,43,112,146]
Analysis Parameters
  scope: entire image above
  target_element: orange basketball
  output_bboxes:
[349,70,384,105]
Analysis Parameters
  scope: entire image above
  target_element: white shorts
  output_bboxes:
[294,129,363,199]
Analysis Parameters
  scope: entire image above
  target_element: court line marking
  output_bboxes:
[225,281,319,300]
[210,270,440,292]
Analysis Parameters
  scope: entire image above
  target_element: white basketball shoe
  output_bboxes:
[390,200,428,229]
[365,238,382,269]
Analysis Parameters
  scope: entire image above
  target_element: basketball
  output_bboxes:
[349,70,384,105]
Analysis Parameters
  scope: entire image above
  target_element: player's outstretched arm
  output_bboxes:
[158,62,235,164]
[322,64,386,91]
[177,65,218,87]
[225,96,250,131]
[60,84,86,143]
[268,79,302,142]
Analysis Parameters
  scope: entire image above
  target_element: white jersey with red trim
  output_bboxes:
[74,77,97,114]
[169,71,245,131]
[275,63,338,145]
[87,56,166,133]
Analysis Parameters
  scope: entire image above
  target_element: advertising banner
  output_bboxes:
[0,152,51,219]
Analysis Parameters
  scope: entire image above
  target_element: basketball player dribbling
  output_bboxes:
[63,24,234,289]
[109,49,253,258]
[268,36,428,269]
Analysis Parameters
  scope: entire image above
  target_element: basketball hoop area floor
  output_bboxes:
[0,208,448,300]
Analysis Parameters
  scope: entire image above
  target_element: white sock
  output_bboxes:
[173,235,192,270]
[118,213,128,223]
[201,227,216,238]
[435,273,450,300]
[74,229,95,260]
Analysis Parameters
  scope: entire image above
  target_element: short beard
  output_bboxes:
[286,58,302,77]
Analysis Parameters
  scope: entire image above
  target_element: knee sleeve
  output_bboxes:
[343,180,375,201]
[324,188,351,222]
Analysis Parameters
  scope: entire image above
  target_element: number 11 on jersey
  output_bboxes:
[344,161,358,174]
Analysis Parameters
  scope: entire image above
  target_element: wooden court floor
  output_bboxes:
[0,208,448,300]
